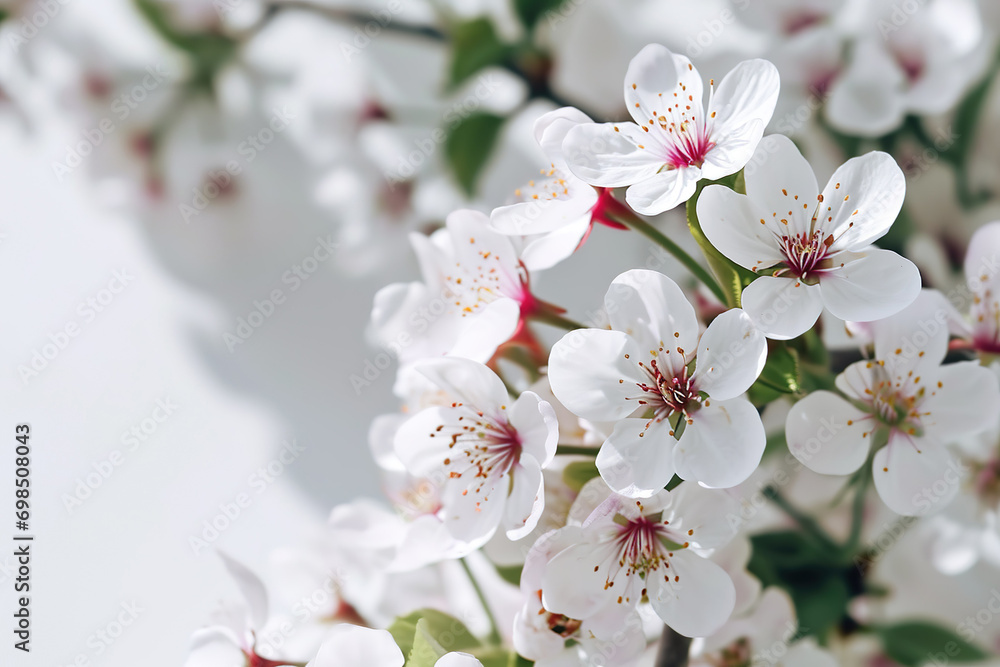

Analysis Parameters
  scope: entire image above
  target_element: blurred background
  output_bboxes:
[1,0,999,664]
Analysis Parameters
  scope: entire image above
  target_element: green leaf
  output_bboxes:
[134,0,236,88]
[494,563,523,586]
[388,614,421,659]
[750,344,801,403]
[388,608,481,660]
[750,531,840,573]
[449,18,511,88]
[876,622,989,666]
[562,460,600,492]
[748,531,858,641]
[791,574,850,639]
[470,647,521,667]
[446,113,505,197]
[686,174,757,308]
[513,0,566,30]
[407,619,447,667]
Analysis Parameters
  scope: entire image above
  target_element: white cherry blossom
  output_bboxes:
[548,269,768,494]
[393,357,559,544]
[186,553,293,667]
[490,107,638,270]
[961,221,1000,354]
[371,209,542,365]
[825,0,991,137]
[786,291,1000,515]
[698,134,921,340]
[540,483,739,639]
[926,364,1000,575]
[513,526,646,666]
[561,43,779,215]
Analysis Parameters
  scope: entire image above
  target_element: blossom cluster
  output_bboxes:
[181,29,1000,667]
[17,0,998,664]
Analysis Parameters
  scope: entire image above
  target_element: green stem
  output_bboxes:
[764,485,840,552]
[530,310,587,331]
[843,465,871,556]
[460,558,502,646]
[752,376,800,396]
[556,444,600,457]
[615,213,728,305]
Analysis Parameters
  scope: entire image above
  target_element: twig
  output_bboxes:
[654,626,692,667]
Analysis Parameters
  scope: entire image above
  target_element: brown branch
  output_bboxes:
[655,626,692,667]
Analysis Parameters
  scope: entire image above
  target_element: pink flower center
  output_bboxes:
[431,407,523,495]
[614,516,670,577]
[895,51,926,83]
[973,455,1000,506]
[664,124,715,170]
[971,285,1000,353]
[784,11,824,34]
[638,359,698,414]
[775,230,833,280]
[596,513,692,603]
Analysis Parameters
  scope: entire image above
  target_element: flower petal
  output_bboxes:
[449,297,522,363]
[624,166,701,215]
[694,309,767,401]
[186,630,244,667]
[819,249,921,322]
[661,483,740,550]
[872,289,952,375]
[217,552,269,630]
[921,361,1000,443]
[394,406,454,476]
[605,268,699,372]
[965,222,1000,345]
[534,106,594,168]
[542,541,614,620]
[708,59,780,142]
[872,435,960,516]
[490,188,597,236]
[697,185,786,272]
[309,625,404,667]
[673,398,765,489]
[517,215,592,271]
[624,44,702,129]
[825,38,906,138]
[548,329,644,422]
[413,357,509,413]
[435,654,484,667]
[563,122,663,187]
[740,276,824,340]
[820,151,906,252]
[700,119,765,182]
[448,208,523,275]
[505,457,545,540]
[508,391,560,467]
[742,134,820,238]
[786,390,872,475]
[648,550,735,638]
[596,418,676,498]
[443,473,506,543]
[964,221,1000,295]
